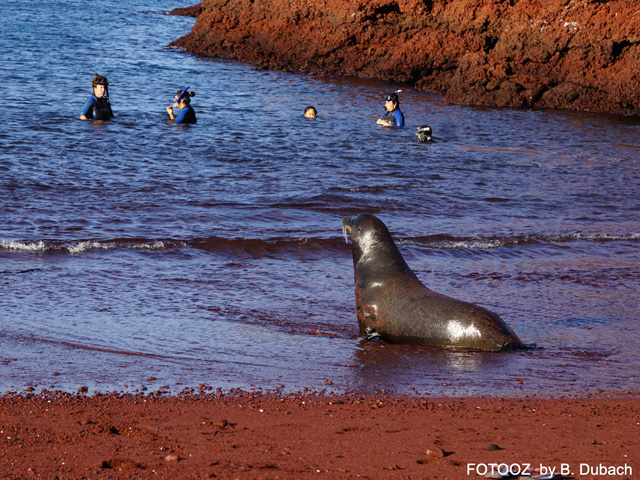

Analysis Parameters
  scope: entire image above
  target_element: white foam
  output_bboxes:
[67,240,167,253]
[67,241,111,253]
[131,241,166,250]
[0,240,46,252]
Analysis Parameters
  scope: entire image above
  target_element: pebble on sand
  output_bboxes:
[425,445,445,458]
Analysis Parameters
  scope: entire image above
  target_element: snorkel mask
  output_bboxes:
[416,125,433,142]
[91,74,110,101]
[92,74,109,88]
[385,93,399,104]
[173,86,190,107]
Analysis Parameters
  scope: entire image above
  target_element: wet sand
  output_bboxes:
[1,391,637,479]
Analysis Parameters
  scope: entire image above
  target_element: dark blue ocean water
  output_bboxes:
[1,0,639,397]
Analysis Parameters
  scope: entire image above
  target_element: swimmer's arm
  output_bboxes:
[377,118,393,127]
[79,97,95,120]
[394,110,404,127]
[173,107,189,124]
[166,105,177,121]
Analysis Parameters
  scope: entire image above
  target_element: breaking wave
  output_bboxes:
[399,232,640,250]
[2,231,638,255]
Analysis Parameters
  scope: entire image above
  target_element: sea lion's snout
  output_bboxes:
[342,216,355,244]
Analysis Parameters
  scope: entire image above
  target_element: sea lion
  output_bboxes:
[342,214,524,351]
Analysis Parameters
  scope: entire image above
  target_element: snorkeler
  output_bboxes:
[376,92,404,127]
[303,106,317,119]
[80,74,114,121]
[166,87,197,124]
[416,125,433,142]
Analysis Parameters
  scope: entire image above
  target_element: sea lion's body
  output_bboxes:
[342,214,524,351]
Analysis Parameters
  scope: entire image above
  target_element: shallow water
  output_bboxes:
[1,0,639,397]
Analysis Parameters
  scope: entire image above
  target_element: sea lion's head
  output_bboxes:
[342,214,402,267]
[342,214,419,339]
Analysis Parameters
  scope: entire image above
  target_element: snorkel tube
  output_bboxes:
[173,86,190,107]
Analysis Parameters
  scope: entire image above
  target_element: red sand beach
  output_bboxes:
[1,391,637,479]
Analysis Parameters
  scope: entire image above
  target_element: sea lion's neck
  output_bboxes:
[356,244,420,284]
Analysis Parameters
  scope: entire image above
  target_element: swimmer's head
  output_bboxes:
[91,74,109,98]
[304,106,317,119]
[92,74,109,88]
[384,93,399,105]
[416,125,433,142]
[173,88,195,107]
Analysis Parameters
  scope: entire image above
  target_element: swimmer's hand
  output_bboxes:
[377,119,392,127]
[166,105,176,120]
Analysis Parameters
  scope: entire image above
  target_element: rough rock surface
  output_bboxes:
[170,0,640,116]
[169,3,202,17]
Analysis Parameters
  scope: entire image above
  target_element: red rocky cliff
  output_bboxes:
[171,0,640,116]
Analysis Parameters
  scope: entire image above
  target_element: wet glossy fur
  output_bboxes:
[342,214,524,351]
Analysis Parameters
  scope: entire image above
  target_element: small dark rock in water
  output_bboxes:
[52,372,60,376]
[78,386,88,393]
[486,443,503,451]
[25,387,35,392]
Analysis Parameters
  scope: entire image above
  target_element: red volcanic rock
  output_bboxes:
[169,2,202,17]
[170,0,640,116]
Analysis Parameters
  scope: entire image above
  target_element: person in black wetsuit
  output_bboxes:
[166,88,197,124]
[80,74,114,121]
[376,92,404,127]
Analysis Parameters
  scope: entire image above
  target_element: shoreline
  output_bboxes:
[5,383,640,400]
[1,391,638,479]
[169,0,640,117]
